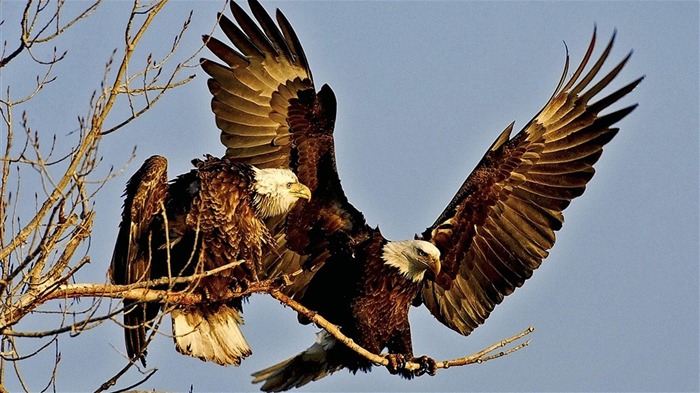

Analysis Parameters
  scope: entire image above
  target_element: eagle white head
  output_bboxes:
[252,167,311,218]
[382,240,441,283]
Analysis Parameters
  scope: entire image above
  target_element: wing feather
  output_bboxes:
[202,0,366,297]
[276,9,312,79]
[212,101,278,127]
[110,155,169,365]
[202,3,312,171]
[205,78,261,112]
[420,30,642,336]
[248,0,292,57]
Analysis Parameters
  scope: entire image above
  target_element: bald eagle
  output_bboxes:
[110,154,311,366]
[200,0,642,389]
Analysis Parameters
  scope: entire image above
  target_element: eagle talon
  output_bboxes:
[229,277,251,293]
[243,260,260,282]
[413,355,437,377]
[386,354,407,375]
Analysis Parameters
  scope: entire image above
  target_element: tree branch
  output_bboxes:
[2,257,534,376]
[0,0,212,389]
[266,289,534,374]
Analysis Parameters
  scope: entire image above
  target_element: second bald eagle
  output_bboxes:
[110,154,310,366]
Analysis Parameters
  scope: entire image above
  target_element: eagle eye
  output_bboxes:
[286,182,293,189]
[416,248,427,257]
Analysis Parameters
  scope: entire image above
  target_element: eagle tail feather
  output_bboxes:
[171,304,251,366]
[251,330,342,392]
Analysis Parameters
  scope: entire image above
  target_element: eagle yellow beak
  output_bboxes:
[289,182,312,201]
[429,256,441,278]
[419,254,441,282]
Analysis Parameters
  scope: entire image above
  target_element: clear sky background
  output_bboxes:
[1,1,698,392]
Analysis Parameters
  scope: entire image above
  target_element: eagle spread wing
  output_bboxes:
[202,0,312,168]
[203,0,365,297]
[203,0,641,340]
[419,30,643,335]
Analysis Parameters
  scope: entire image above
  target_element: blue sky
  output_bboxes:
[1,1,698,392]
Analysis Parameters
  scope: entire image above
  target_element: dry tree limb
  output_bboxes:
[266,289,534,374]
[2,255,533,377]
[0,0,210,389]
[63,283,532,374]
[0,259,246,329]
[435,326,534,368]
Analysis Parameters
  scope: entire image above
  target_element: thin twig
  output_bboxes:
[434,326,534,369]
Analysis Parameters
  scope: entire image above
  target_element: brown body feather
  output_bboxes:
[110,155,265,366]
[202,1,642,390]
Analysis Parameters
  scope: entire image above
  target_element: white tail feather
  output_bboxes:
[172,305,251,366]
[252,330,341,392]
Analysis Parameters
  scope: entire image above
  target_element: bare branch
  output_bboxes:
[1,0,202,388]
[0,1,32,68]
[96,308,168,393]
[0,0,102,68]
[266,289,534,374]
[99,367,157,393]
[2,261,533,377]
[32,1,102,44]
